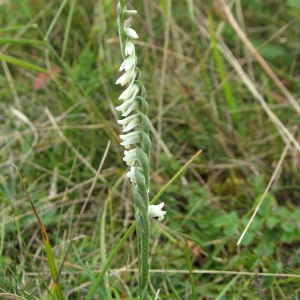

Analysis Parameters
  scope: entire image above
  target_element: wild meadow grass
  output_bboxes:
[1,0,300,299]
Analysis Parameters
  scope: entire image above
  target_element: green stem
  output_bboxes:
[139,210,150,299]
[117,0,126,58]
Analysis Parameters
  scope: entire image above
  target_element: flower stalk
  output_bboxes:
[116,1,166,298]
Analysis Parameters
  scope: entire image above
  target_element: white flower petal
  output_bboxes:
[124,27,139,39]
[117,101,137,117]
[120,131,140,148]
[117,114,135,125]
[124,55,136,71]
[119,61,126,72]
[116,99,136,114]
[118,114,139,132]
[122,102,137,116]
[119,84,139,101]
[126,166,136,183]
[116,69,135,86]
[123,149,137,166]
[119,55,136,72]
[125,41,135,56]
[149,203,166,221]
[123,119,138,132]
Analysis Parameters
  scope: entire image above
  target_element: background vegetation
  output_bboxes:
[1,0,300,299]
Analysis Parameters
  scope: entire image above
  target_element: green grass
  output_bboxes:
[1,0,300,299]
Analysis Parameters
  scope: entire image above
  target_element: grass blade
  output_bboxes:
[100,197,112,300]
[0,53,49,73]
[44,0,69,41]
[61,0,75,59]
[183,236,196,300]
[13,164,64,300]
[215,274,240,300]
[10,210,54,300]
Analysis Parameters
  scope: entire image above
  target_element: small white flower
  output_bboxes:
[149,203,166,221]
[124,9,137,18]
[119,83,139,101]
[116,68,135,86]
[125,41,135,56]
[116,99,137,117]
[117,114,139,132]
[120,131,140,148]
[124,27,139,39]
[126,166,136,182]
[119,55,136,72]
[123,149,137,166]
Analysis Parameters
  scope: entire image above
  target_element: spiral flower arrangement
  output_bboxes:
[116,0,166,298]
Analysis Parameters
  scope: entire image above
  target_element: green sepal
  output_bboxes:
[140,84,146,98]
[139,132,151,156]
[135,96,148,115]
[134,67,142,81]
[134,166,148,196]
[136,146,149,185]
[132,183,147,212]
[133,81,146,98]
[137,112,150,133]
[136,210,144,233]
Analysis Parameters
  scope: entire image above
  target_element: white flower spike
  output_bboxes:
[117,2,166,297]
[149,202,166,221]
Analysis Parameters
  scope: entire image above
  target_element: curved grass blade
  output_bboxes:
[215,274,240,300]
[0,53,49,73]
[10,210,54,300]
[13,164,63,300]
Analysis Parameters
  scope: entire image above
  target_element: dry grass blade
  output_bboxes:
[55,140,111,282]
[10,107,38,165]
[107,268,300,279]
[214,0,300,116]
[237,136,293,245]
[216,36,300,152]
[44,107,107,182]
[12,164,63,300]
[156,0,172,168]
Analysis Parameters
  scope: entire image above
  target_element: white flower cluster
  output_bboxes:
[116,2,166,221]
[116,14,140,184]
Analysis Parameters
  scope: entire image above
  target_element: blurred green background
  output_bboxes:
[1,0,300,298]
